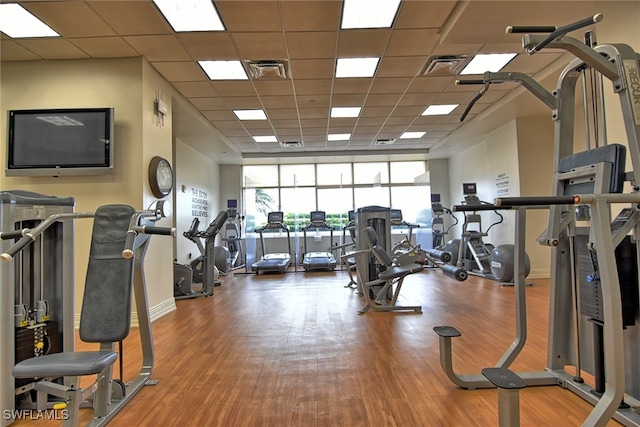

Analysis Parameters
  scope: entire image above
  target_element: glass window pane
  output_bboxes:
[248,187,279,229]
[353,162,389,185]
[390,185,431,226]
[280,187,316,231]
[390,161,426,183]
[243,165,279,187]
[317,163,352,185]
[280,164,315,186]
[354,186,390,209]
[318,188,353,229]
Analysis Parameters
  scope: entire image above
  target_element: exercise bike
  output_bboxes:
[174,210,228,299]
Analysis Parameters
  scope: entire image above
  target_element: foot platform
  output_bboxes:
[482,367,526,427]
[433,325,461,338]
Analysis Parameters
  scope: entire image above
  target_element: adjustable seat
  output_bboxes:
[358,226,424,314]
[12,205,136,427]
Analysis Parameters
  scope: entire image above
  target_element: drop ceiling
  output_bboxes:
[0,1,610,163]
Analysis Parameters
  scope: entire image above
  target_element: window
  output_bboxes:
[280,164,315,186]
[353,162,389,185]
[317,163,352,186]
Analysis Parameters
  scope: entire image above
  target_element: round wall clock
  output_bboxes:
[149,156,173,198]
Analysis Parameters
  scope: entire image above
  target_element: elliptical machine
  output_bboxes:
[174,210,228,299]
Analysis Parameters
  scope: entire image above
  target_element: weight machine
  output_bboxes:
[434,14,640,426]
[1,194,174,427]
[222,199,244,271]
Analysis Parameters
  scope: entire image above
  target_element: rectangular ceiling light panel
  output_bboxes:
[422,104,458,116]
[400,131,426,139]
[153,0,225,32]
[331,107,361,118]
[253,135,278,143]
[460,53,517,75]
[336,57,380,78]
[328,133,351,141]
[341,0,401,29]
[198,60,248,80]
[234,110,267,120]
[0,4,59,38]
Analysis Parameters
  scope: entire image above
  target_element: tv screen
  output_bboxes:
[7,108,114,176]
[462,182,477,195]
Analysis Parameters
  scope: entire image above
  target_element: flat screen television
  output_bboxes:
[6,107,114,176]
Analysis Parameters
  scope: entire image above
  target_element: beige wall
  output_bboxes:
[0,57,177,321]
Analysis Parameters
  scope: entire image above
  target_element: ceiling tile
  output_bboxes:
[337,29,390,57]
[0,40,41,61]
[260,95,297,109]
[365,93,402,107]
[332,93,366,106]
[14,39,88,59]
[152,61,207,82]
[398,93,438,106]
[293,79,333,95]
[211,81,256,97]
[385,29,439,57]
[394,1,457,29]
[297,94,331,108]
[88,1,171,36]
[271,119,301,128]
[361,106,394,117]
[370,77,413,94]
[176,33,238,60]
[298,108,330,119]
[287,32,337,59]
[24,1,116,37]
[289,59,335,79]
[70,37,138,58]
[189,98,228,110]
[265,109,298,120]
[332,78,372,94]
[221,96,264,109]
[174,82,219,98]
[124,35,190,61]
[376,56,426,78]
[280,1,342,32]
[254,80,295,96]
[232,33,287,59]
[215,1,283,32]
[408,76,456,93]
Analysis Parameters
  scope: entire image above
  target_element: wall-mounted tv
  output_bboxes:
[6,107,114,177]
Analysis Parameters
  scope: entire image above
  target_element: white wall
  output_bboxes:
[174,138,220,266]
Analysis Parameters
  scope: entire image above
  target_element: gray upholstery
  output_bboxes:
[12,205,135,380]
[81,205,135,343]
[13,351,117,378]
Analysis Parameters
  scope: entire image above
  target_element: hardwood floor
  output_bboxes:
[11,267,623,426]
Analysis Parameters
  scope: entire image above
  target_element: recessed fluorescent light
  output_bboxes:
[253,136,278,143]
[331,107,361,118]
[152,0,225,32]
[234,110,267,120]
[460,53,517,75]
[422,104,459,116]
[336,58,380,78]
[328,133,351,141]
[0,4,59,38]
[341,0,401,29]
[198,60,248,80]
[400,131,426,139]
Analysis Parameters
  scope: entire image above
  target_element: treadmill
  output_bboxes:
[302,211,337,271]
[251,211,292,274]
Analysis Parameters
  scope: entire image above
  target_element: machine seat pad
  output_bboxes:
[378,263,423,281]
[13,351,118,378]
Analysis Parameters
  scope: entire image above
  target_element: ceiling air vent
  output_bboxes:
[374,138,396,145]
[421,55,469,76]
[280,141,303,148]
[245,60,290,79]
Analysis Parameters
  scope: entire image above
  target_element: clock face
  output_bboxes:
[149,156,173,198]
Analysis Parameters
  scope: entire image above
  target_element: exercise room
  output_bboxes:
[1,1,639,426]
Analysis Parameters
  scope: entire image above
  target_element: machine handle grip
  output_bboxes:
[138,226,176,236]
[455,79,485,85]
[122,230,137,259]
[1,234,35,262]
[494,196,576,207]
[452,203,508,212]
[506,25,557,34]
[528,14,603,54]
[0,229,27,240]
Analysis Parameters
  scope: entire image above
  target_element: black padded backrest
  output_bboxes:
[371,244,394,267]
[80,205,135,343]
[365,226,378,246]
[559,143,626,194]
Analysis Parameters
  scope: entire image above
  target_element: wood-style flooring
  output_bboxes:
[10,266,623,426]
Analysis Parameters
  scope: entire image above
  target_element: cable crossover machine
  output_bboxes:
[433,13,640,427]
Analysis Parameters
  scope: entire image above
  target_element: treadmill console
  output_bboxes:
[268,211,284,224]
[390,209,403,222]
[310,211,326,223]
